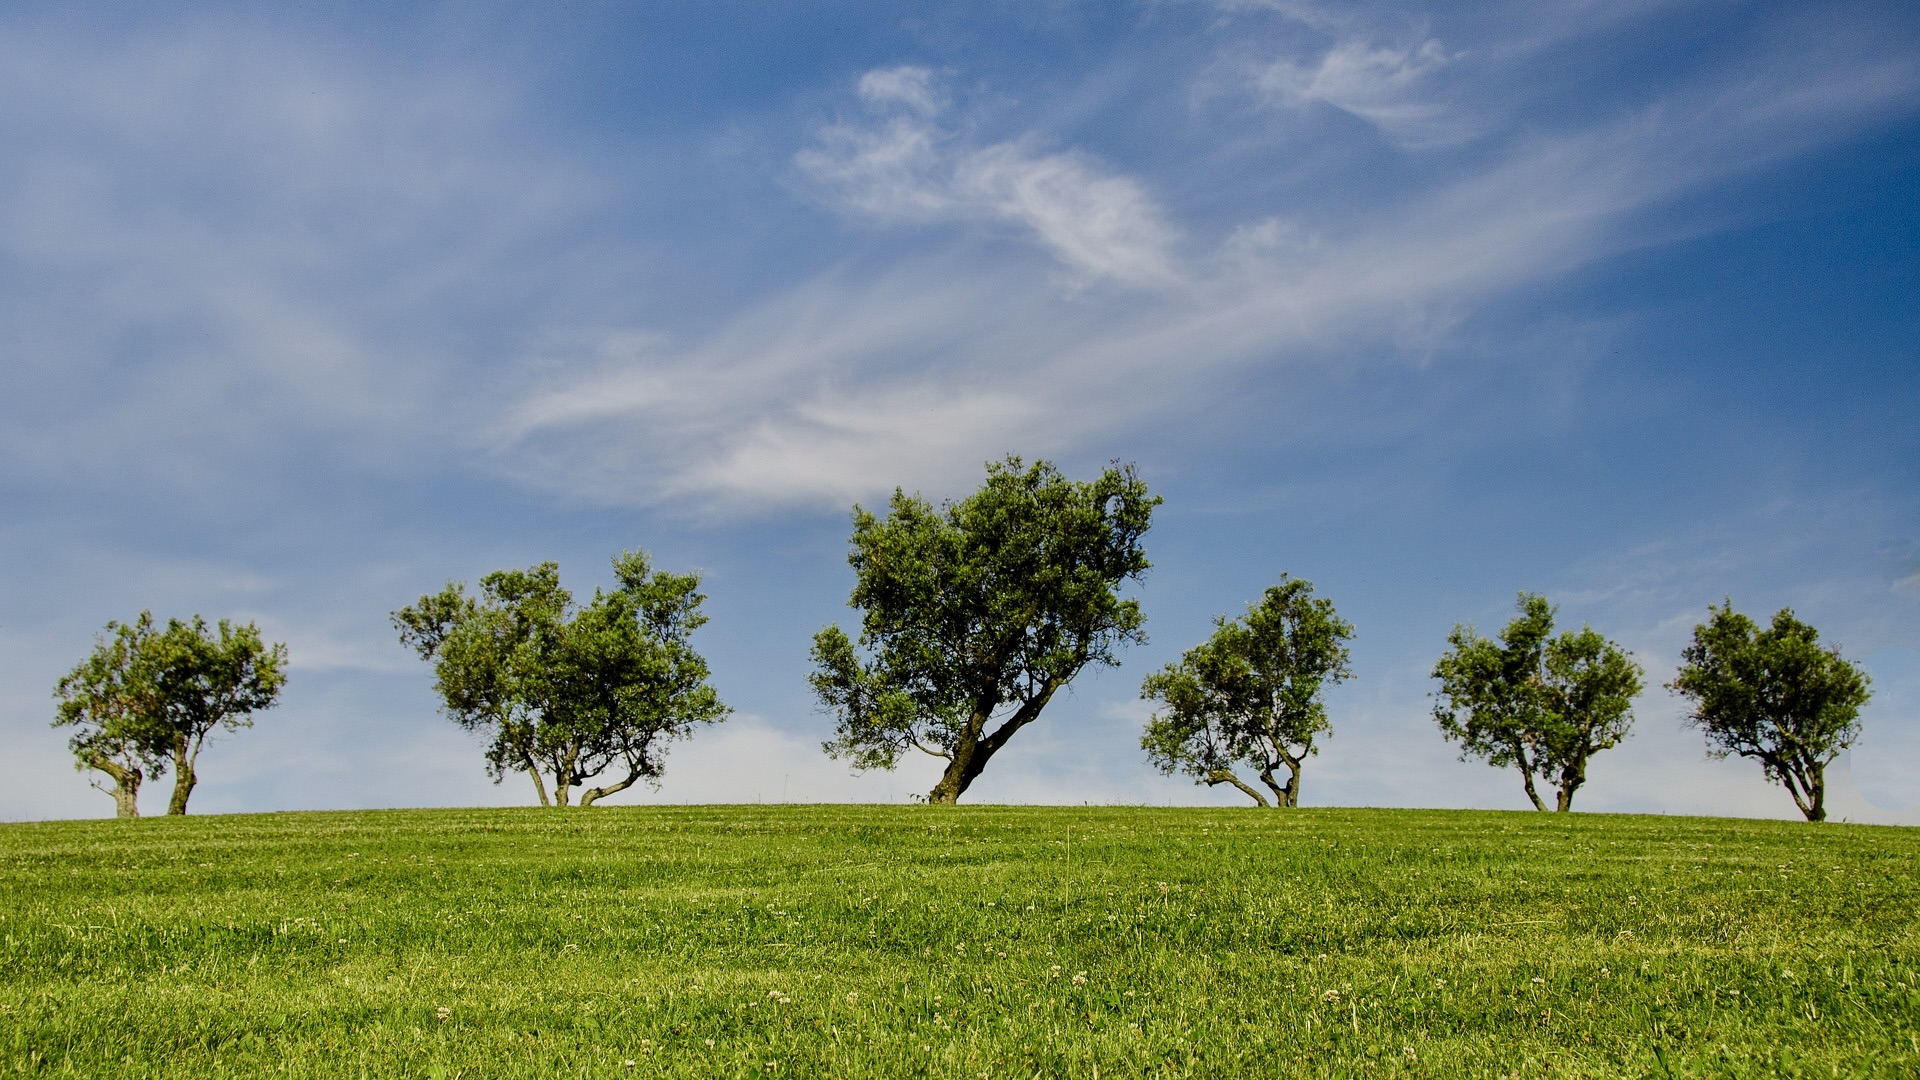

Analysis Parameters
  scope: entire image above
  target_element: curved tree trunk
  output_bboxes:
[1206,769,1269,807]
[87,755,142,819]
[522,754,552,807]
[1511,742,1548,811]
[579,765,644,807]
[927,685,1056,805]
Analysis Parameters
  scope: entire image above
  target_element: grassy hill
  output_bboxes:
[2,805,1915,1077]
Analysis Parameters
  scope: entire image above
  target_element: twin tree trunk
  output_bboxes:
[1204,755,1306,809]
[1258,756,1305,808]
[522,750,647,809]
[89,738,197,818]
[1773,756,1828,822]
[1512,741,1586,813]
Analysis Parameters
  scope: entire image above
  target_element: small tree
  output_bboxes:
[1140,577,1353,807]
[1431,594,1642,812]
[53,612,287,816]
[53,616,167,818]
[812,456,1158,804]
[394,550,728,807]
[1669,603,1870,822]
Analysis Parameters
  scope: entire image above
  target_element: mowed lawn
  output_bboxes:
[2,806,1916,1078]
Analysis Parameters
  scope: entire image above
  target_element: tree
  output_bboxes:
[1668,603,1870,822]
[1140,576,1353,807]
[53,612,287,816]
[812,456,1158,804]
[1431,594,1642,812]
[394,550,729,807]
[52,615,167,818]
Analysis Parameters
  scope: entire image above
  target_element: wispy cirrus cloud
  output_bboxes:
[1250,37,1467,147]
[507,26,1920,512]
[797,66,1184,288]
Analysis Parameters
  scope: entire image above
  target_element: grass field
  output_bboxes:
[2,805,1916,1078]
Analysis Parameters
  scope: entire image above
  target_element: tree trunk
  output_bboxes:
[1554,786,1572,812]
[114,778,141,819]
[1512,743,1548,811]
[1554,763,1584,812]
[928,746,982,805]
[1802,761,1826,822]
[1776,758,1818,821]
[522,754,552,807]
[927,685,1056,804]
[552,749,582,808]
[167,738,196,816]
[1279,755,1304,808]
[580,767,644,808]
[1207,769,1269,807]
[1256,760,1302,808]
[87,755,142,819]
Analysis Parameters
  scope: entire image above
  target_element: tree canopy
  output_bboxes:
[812,456,1158,804]
[393,550,728,807]
[1141,576,1353,807]
[1668,603,1869,822]
[53,612,287,816]
[1431,594,1642,812]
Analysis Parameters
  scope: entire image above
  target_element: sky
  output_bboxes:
[2,0,1917,824]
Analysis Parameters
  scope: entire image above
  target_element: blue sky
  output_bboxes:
[3,0,1916,822]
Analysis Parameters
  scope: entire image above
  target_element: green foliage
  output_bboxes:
[2,805,1915,1078]
[52,612,287,817]
[393,550,728,807]
[1432,594,1643,812]
[813,456,1158,804]
[1669,603,1871,822]
[1141,576,1354,807]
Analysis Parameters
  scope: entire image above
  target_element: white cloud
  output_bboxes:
[504,31,1920,512]
[1252,37,1465,146]
[798,67,1183,288]
[857,65,941,116]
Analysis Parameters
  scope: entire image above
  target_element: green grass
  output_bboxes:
[1,806,1916,1078]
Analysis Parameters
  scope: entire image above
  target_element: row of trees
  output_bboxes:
[804,458,1871,821]
[54,456,1874,822]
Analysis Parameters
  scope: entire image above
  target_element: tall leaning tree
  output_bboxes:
[1141,576,1354,807]
[1669,603,1870,822]
[1431,593,1642,812]
[394,549,728,807]
[812,456,1158,804]
[53,612,287,816]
